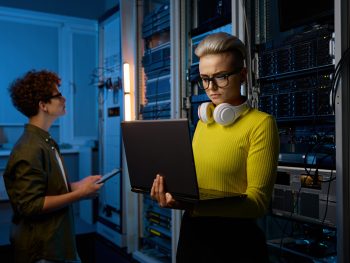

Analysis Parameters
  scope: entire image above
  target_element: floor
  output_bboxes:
[1,233,138,263]
[77,233,138,263]
[1,232,338,263]
[0,208,336,263]
[0,207,138,263]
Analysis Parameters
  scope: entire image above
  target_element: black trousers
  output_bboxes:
[176,212,269,263]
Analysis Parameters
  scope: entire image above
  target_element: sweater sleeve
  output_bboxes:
[192,115,280,218]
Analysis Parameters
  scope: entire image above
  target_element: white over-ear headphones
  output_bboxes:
[198,101,250,126]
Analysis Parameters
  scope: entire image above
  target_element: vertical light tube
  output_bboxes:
[123,62,131,121]
[124,94,131,121]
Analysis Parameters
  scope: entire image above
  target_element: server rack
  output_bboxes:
[253,0,337,260]
[133,2,173,262]
[123,0,347,262]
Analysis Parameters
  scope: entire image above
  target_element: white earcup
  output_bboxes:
[198,102,215,124]
[198,101,250,126]
[213,103,237,126]
[213,102,250,126]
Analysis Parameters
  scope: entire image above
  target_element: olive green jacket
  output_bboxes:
[3,124,78,263]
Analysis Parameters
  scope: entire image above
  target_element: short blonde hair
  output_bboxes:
[194,32,246,67]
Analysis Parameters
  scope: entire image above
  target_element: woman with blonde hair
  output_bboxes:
[151,32,279,262]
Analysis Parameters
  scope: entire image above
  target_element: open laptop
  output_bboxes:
[121,119,247,203]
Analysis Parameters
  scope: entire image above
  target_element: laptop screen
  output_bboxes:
[121,119,199,198]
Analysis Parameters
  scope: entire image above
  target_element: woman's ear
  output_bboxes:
[240,67,248,84]
[38,101,48,113]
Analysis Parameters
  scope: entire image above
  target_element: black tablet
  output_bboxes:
[96,168,121,184]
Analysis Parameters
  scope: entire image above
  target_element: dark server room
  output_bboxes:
[0,0,349,262]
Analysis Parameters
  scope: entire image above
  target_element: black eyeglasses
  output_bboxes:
[198,67,243,90]
[46,92,63,100]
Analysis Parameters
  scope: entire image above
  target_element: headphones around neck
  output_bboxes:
[198,101,250,126]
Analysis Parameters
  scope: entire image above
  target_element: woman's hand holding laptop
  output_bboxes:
[151,174,194,211]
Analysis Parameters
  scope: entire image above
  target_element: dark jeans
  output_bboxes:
[176,212,269,263]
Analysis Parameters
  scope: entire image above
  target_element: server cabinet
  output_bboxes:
[119,1,183,262]
[253,0,338,261]
[120,0,348,262]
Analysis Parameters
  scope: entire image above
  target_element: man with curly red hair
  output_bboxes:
[4,70,103,263]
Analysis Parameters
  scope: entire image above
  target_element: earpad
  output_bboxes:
[198,102,215,124]
[198,101,250,126]
[213,103,239,126]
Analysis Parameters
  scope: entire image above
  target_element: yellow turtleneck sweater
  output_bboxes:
[192,108,279,218]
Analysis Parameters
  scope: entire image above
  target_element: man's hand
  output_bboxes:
[70,175,102,199]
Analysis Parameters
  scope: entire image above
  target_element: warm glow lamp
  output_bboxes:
[123,62,131,121]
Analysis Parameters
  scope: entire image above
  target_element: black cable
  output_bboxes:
[302,154,336,184]
[313,143,336,228]
[278,177,306,260]
[302,141,319,177]
[277,133,335,258]
[90,66,116,86]
[302,144,336,183]
[330,47,350,112]
[301,132,336,230]
[322,169,334,225]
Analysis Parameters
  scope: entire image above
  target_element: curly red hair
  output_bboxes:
[9,70,61,117]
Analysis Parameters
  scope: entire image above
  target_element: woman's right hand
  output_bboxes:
[150,174,193,211]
